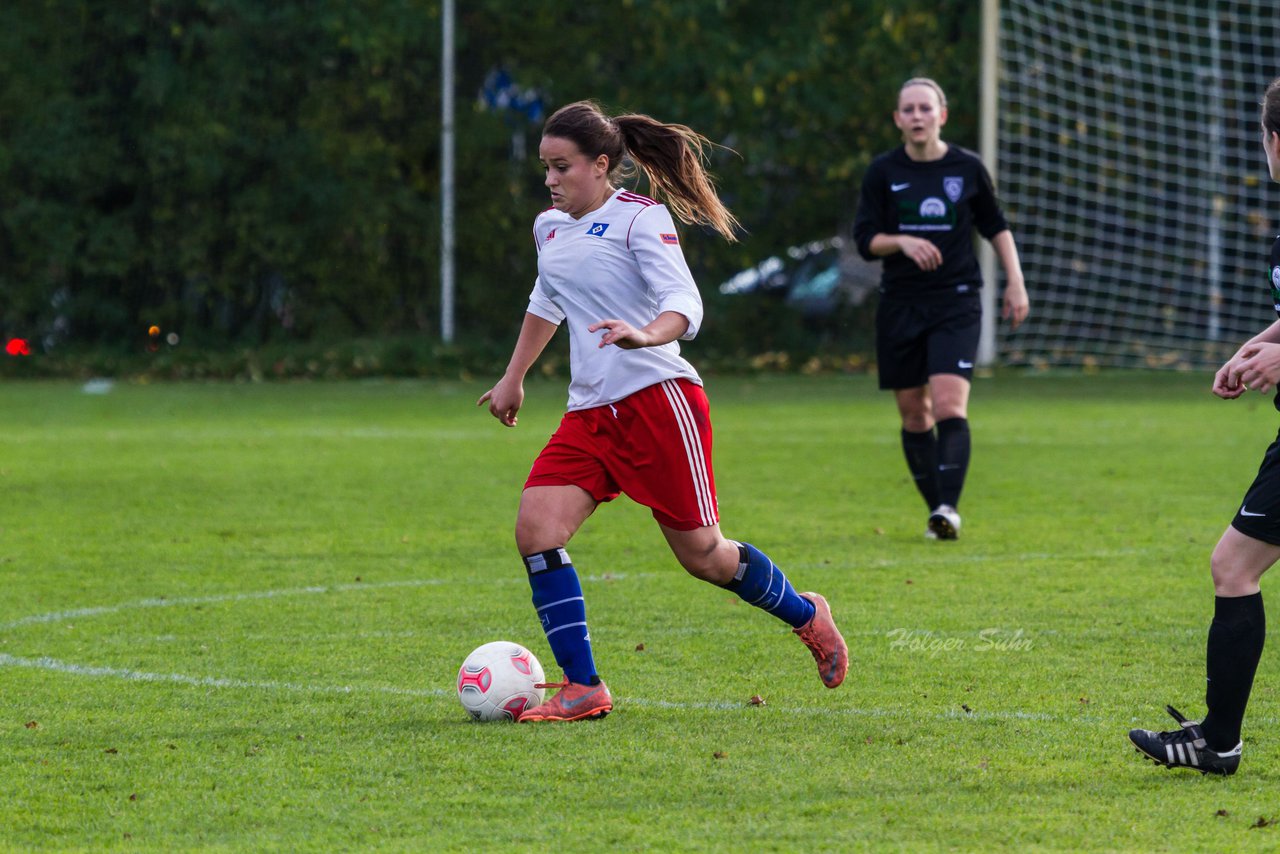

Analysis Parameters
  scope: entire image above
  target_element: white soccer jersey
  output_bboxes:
[528,188,705,411]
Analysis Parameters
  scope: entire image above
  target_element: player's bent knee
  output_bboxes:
[675,545,736,584]
[514,519,566,556]
[1210,548,1261,596]
[678,554,720,582]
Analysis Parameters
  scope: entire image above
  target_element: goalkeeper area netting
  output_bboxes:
[997,1,1280,370]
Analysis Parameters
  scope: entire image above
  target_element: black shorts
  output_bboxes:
[1231,428,1280,545]
[875,294,982,390]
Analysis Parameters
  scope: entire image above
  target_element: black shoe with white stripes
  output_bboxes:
[1128,705,1241,776]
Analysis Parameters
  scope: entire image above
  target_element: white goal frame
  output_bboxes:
[983,0,1280,370]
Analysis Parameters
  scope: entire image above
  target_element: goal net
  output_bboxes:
[996,1,1280,370]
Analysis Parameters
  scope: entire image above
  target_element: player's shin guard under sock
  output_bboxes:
[723,542,816,629]
[1201,592,1265,751]
[523,548,599,686]
[901,428,941,510]
[935,417,971,508]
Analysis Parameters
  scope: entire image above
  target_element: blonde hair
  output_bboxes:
[898,77,948,110]
[543,100,741,242]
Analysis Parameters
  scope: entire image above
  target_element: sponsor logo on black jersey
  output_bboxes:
[898,197,956,232]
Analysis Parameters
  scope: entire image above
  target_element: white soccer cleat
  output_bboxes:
[927,505,961,540]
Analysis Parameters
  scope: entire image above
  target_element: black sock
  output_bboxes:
[1201,592,1265,751]
[901,428,940,510]
[935,417,971,508]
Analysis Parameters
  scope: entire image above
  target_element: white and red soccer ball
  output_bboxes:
[456,641,546,722]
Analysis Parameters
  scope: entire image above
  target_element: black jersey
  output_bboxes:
[853,145,1009,299]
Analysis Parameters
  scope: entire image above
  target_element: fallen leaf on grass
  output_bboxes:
[24,721,38,729]
[713,751,727,760]
[1251,816,1275,829]
[749,695,766,706]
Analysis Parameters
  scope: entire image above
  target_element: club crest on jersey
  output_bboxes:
[660,233,679,245]
[1272,265,1280,289]
[944,176,964,202]
[588,222,610,237]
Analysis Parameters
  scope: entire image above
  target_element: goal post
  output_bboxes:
[978,0,999,365]
[987,0,1280,371]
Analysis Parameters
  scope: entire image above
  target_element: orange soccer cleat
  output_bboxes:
[518,678,613,722]
[794,592,848,689]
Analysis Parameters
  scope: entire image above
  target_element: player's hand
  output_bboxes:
[1231,343,1280,395]
[898,235,943,272]
[1213,357,1247,399]
[1002,278,1030,330]
[589,318,650,350]
[477,377,524,427]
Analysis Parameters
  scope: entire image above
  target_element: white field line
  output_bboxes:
[0,650,1064,722]
[0,653,450,699]
[0,547,1225,724]
[7,650,1256,726]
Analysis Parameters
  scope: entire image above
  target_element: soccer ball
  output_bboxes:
[456,641,546,722]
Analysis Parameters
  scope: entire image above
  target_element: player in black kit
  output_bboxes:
[1128,77,1280,776]
[853,78,1028,540]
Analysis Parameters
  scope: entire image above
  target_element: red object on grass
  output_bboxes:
[5,338,31,356]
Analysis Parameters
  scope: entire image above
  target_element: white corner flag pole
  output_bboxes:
[440,0,456,344]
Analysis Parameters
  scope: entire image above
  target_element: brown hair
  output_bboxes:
[898,77,948,111]
[1263,77,1280,136]
[542,100,740,242]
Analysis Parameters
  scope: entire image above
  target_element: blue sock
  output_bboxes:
[723,542,815,629]
[523,548,599,685]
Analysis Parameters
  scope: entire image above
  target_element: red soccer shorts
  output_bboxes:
[525,378,719,531]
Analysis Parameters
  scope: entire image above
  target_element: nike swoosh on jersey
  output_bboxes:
[1240,506,1267,517]
[958,360,974,369]
[891,182,911,192]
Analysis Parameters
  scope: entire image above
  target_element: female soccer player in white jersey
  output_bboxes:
[1127,77,1280,776]
[478,100,848,722]
[853,78,1029,540]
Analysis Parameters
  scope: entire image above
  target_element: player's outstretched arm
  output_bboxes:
[478,313,559,427]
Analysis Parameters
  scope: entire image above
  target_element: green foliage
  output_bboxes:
[0,1,980,358]
[4,373,1280,850]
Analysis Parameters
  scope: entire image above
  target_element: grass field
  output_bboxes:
[3,371,1280,851]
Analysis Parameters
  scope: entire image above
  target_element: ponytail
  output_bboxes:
[543,100,741,242]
